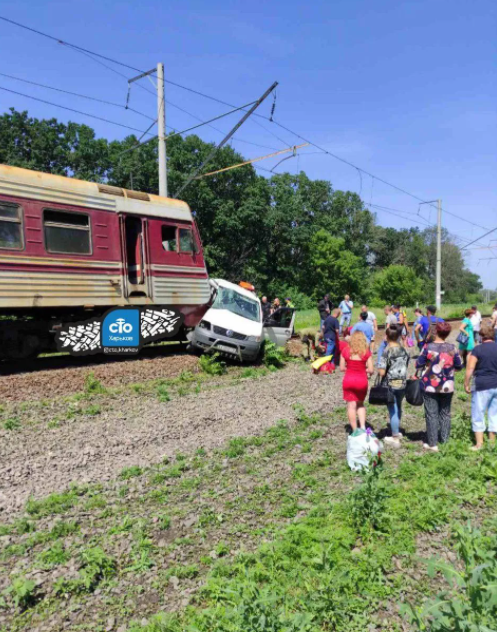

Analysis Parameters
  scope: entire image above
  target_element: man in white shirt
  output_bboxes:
[338,294,353,334]
[361,304,378,352]
[470,305,482,344]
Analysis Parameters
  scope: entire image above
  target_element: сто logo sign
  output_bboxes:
[102,309,140,347]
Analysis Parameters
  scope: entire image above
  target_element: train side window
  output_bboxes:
[179,227,198,253]
[43,209,91,255]
[0,203,23,250]
[161,225,177,252]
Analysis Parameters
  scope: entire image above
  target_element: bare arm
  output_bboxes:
[373,318,378,332]
[464,354,478,394]
[460,321,468,333]
[339,354,346,372]
[414,323,422,341]
[378,367,386,377]
[366,356,374,377]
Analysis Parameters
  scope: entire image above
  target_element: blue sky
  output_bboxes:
[1,0,496,288]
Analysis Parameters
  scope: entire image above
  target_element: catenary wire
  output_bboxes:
[0,85,163,135]
[1,15,490,236]
[0,71,156,121]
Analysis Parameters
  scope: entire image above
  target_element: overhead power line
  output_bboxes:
[460,226,497,251]
[0,71,155,121]
[1,14,491,237]
[0,85,161,135]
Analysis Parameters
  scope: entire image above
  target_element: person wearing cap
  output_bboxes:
[285,297,295,308]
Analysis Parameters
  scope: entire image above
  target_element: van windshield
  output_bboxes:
[212,287,260,323]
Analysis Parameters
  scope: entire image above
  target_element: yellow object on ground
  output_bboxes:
[311,355,333,371]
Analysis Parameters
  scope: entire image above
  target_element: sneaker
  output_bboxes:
[384,436,401,448]
[423,443,439,452]
[470,445,483,451]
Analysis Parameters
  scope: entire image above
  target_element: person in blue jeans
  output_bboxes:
[321,309,340,359]
[338,294,353,334]
[378,324,410,447]
[464,321,497,450]
[377,306,398,367]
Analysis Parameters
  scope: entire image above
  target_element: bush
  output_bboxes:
[199,353,226,376]
[83,372,107,395]
[402,523,497,631]
[262,341,287,369]
[4,577,38,610]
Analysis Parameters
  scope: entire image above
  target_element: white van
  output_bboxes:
[189,279,295,361]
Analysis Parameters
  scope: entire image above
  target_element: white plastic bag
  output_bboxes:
[346,429,383,471]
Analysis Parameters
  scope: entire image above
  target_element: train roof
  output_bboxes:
[0,164,193,222]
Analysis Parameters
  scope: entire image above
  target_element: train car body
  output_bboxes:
[0,164,211,359]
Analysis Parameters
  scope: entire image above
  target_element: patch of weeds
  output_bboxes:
[47,417,61,429]
[262,341,287,369]
[3,417,20,431]
[54,546,116,595]
[84,494,107,510]
[120,465,143,480]
[81,404,101,416]
[348,464,390,538]
[215,542,230,557]
[14,518,36,535]
[3,577,38,611]
[157,515,171,530]
[402,523,497,631]
[118,485,129,498]
[83,371,107,395]
[177,386,188,397]
[166,563,199,580]
[224,437,247,458]
[131,383,146,394]
[196,447,207,457]
[179,370,195,382]
[451,411,474,443]
[36,542,70,569]
[26,489,81,518]
[199,353,226,376]
[156,384,171,402]
[180,477,201,491]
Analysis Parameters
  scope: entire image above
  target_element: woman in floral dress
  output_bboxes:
[416,321,463,452]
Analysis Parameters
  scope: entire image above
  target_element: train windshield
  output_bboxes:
[212,287,260,323]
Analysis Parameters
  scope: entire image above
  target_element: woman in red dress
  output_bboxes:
[339,331,374,431]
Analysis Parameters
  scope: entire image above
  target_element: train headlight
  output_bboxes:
[247,335,261,342]
[199,320,211,330]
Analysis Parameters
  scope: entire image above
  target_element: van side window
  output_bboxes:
[179,227,198,253]
[0,203,23,250]
[161,225,177,252]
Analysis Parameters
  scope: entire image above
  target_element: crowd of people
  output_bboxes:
[315,295,497,453]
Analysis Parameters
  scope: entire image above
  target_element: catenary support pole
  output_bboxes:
[157,62,167,197]
[436,198,442,310]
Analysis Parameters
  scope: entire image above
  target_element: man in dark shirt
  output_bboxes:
[318,294,333,327]
[322,309,340,358]
[261,296,271,322]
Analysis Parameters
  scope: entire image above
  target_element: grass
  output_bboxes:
[2,361,497,632]
[295,302,495,333]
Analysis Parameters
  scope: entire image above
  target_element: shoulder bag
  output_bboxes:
[369,373,394,406]
[405,370,424,406]
[456,330,469,346]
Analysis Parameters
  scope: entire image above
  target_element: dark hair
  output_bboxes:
[360,312,368,321]
[480,321,495,341]
[414,308,422,314]
[464,308,473,317]
[471,305,478,310]
[436,321,452,339]
[393,304,401,309]
[386,324,401,342]
[426,305,436,314]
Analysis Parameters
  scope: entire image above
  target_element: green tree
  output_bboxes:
[308,230,364,300]
[372,264,424,305]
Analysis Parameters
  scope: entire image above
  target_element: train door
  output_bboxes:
[123,216,150,298]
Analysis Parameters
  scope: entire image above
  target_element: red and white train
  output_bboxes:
[0,164,212,359]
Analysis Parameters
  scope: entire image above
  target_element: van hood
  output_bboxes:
[202,307,263,338]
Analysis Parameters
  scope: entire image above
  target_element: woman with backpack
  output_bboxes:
[378,324,410,447]
[416,321,463,452]
[458,308,475,366]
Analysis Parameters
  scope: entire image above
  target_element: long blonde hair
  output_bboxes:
[349,332,369,357]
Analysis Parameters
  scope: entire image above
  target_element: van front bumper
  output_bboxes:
[191,327,261,362]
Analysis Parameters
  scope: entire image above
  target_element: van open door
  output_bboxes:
[263,307,295,346]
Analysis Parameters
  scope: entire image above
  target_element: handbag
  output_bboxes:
[405,372,424,406]
[456,331,469,346]
[369,374,394,406]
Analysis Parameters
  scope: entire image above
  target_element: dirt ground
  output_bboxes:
[0,362,346,516]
